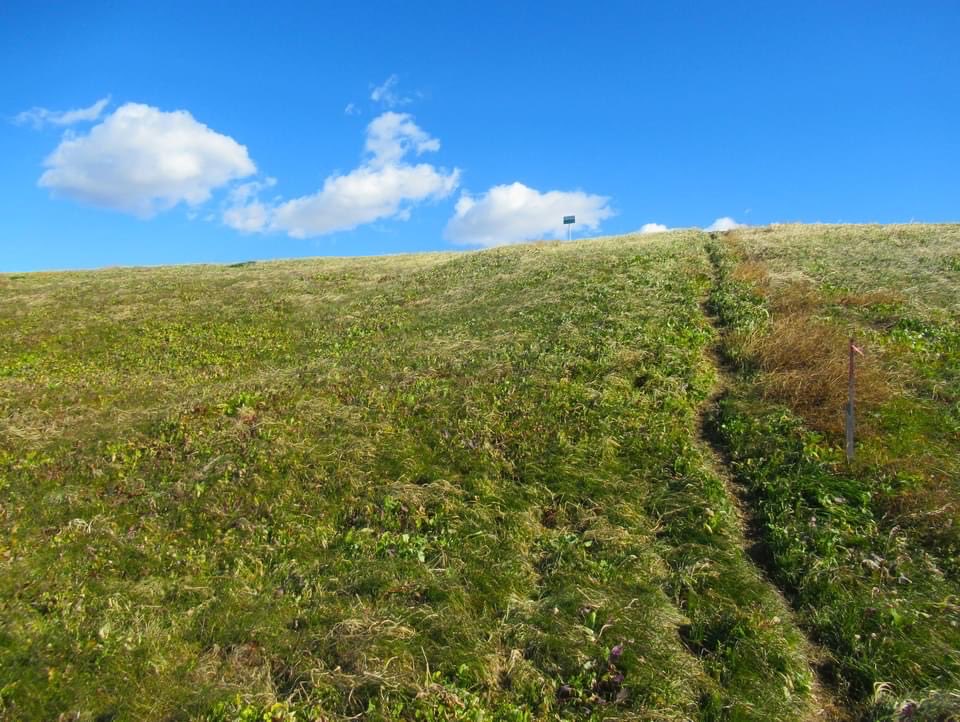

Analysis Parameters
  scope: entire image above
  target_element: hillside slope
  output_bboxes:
[1,225,958,720]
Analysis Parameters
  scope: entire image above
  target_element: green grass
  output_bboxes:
[1,226,958,720]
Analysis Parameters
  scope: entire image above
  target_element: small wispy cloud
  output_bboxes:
[639,223,668,234]
[370,74,412,108]
[343,102,359,116]
[705,216,744,232]
[222,178,277,232]
[15,96,111,129]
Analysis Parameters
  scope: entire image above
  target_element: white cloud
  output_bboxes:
[639,222,668,234]
[15,96,111,128]
[344,102,359,116]
[365,111,440,165]
[223,200,271,233]
[38,102,256,217]
[224,112,458,238]
[370,74,411,108]
[705,216,743,232]
[271,164,458,238]
[444,182,614,247]
[229,177,276,204]
[222,178,276,232]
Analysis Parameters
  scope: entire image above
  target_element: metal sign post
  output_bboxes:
[563,215,575,241]
[846,338,863,463]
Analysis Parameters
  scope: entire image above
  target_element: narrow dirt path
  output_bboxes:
[696,356,846,719]
[696,297,849,720]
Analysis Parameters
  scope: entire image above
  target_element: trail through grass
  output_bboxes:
[693,343,845,721]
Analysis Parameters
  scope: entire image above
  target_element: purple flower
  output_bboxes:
[898,702,917,720]
[609,643,624,663]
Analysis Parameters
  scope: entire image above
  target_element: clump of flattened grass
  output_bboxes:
[834,289,907,310]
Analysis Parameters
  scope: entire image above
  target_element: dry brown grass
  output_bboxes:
[769,280,821,315]
[730,260,770,290]
[742,314,891,434]
[835,289,906,309]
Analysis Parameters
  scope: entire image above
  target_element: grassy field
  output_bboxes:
[1,225,958,720]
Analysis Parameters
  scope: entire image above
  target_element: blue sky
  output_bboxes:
[1,1,958,272]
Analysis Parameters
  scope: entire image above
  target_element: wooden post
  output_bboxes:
[846,338,863,463]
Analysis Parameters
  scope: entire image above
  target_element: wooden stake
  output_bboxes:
[846,338,863,463]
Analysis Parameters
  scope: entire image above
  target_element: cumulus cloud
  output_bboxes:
[639,223,668,234]
[15,96,111,128]
[370,74,411,108]
[39,102,256,217]
[444,182,614,247]
[224,111,459,237]
[705,216,743,232]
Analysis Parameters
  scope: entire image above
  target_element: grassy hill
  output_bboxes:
[1,225,958,720]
